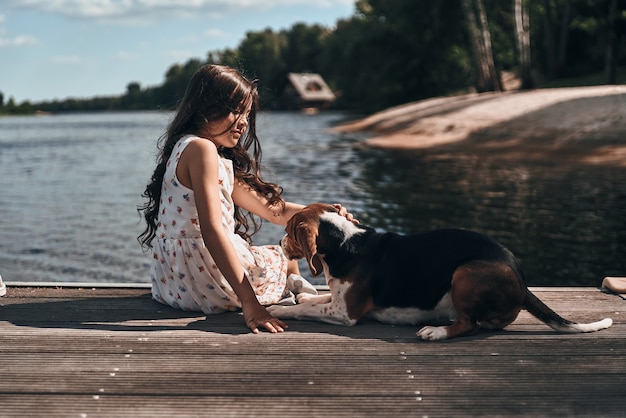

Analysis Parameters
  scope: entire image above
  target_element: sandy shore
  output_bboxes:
[334,85,626,166]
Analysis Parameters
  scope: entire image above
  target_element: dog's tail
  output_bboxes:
[523,289,612,333]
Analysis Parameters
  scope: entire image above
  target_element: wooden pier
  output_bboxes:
[1,285,624,417]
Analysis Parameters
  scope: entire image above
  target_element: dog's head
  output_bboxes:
[281,203,341,276]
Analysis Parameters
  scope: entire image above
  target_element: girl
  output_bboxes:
[138,64,353,333]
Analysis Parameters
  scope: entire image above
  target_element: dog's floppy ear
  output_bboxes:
[294,222,323,276]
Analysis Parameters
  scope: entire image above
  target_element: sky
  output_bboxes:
[1,0,356,103]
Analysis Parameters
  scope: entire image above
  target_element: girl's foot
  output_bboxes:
[286,274,318,296]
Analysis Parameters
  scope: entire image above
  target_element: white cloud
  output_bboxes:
[0,34,39,47]
[4,0,354,23]
[0,11,39,48]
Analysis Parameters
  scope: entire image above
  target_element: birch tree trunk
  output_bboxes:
[515,0,534,89]
[462,0,501,92]
[476,0,501,91]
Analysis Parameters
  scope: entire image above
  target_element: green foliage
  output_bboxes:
[0,95,35,115]
[236,29,287,107]
[484,0,517,70]
[310,0,475,111]
[3,0,625,115]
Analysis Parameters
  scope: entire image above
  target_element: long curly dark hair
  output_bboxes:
[138,64,284,249]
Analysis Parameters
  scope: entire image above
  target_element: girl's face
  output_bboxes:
[205,103,252,148]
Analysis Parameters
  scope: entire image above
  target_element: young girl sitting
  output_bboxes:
[138,64,354,333]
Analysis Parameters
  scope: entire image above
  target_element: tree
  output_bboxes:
[237,29,287,105]
[462,0,502,92]
[14,1,626,114]
[207,48,240,68]
[155,59,203,108]
[280,23,330,74]
[324,0,472,111]
[126,82,141,96]
[462,0,501,91]
[540,0,572,80]
[515,0,535,88]
[120,82,142,109]
[604,0,619,84]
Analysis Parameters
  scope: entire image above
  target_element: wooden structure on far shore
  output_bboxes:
[280,73,336,111]
[1,285,624,416]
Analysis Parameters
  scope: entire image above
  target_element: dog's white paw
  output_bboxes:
[296,293,317,304]
[417,326,448,341]
[266,305,286,317]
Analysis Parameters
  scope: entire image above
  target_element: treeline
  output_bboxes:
[2,0,624,115]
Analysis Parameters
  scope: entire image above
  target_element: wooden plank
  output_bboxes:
[1,286,624,417]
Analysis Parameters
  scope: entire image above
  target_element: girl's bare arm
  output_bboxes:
[232,182,303,226]
[232,183,357,225]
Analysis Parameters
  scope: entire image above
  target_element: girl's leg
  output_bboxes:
[285,259,317,296]
[287,259,301,276]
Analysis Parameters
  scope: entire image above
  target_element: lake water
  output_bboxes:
[0,111,624,286]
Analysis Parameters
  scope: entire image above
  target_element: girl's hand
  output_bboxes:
[243,303,288,334]
[332,203,359,224]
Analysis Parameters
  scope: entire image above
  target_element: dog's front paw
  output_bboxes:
[417,326,448,341]
[266,305,286,317]
[265,305,284,317]
[296,293,317,304]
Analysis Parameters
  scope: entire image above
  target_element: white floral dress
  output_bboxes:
[150,135,290,313]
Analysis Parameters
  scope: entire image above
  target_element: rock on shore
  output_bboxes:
[334,86,626,166]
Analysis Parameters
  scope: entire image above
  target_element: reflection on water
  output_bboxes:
[0,111,623,286]
[350,149,626,286]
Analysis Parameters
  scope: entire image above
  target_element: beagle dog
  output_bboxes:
[268,203,612,340]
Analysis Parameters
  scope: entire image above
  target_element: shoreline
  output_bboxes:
[334,85,626,166]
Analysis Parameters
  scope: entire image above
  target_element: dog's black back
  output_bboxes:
[321,223,522,310]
